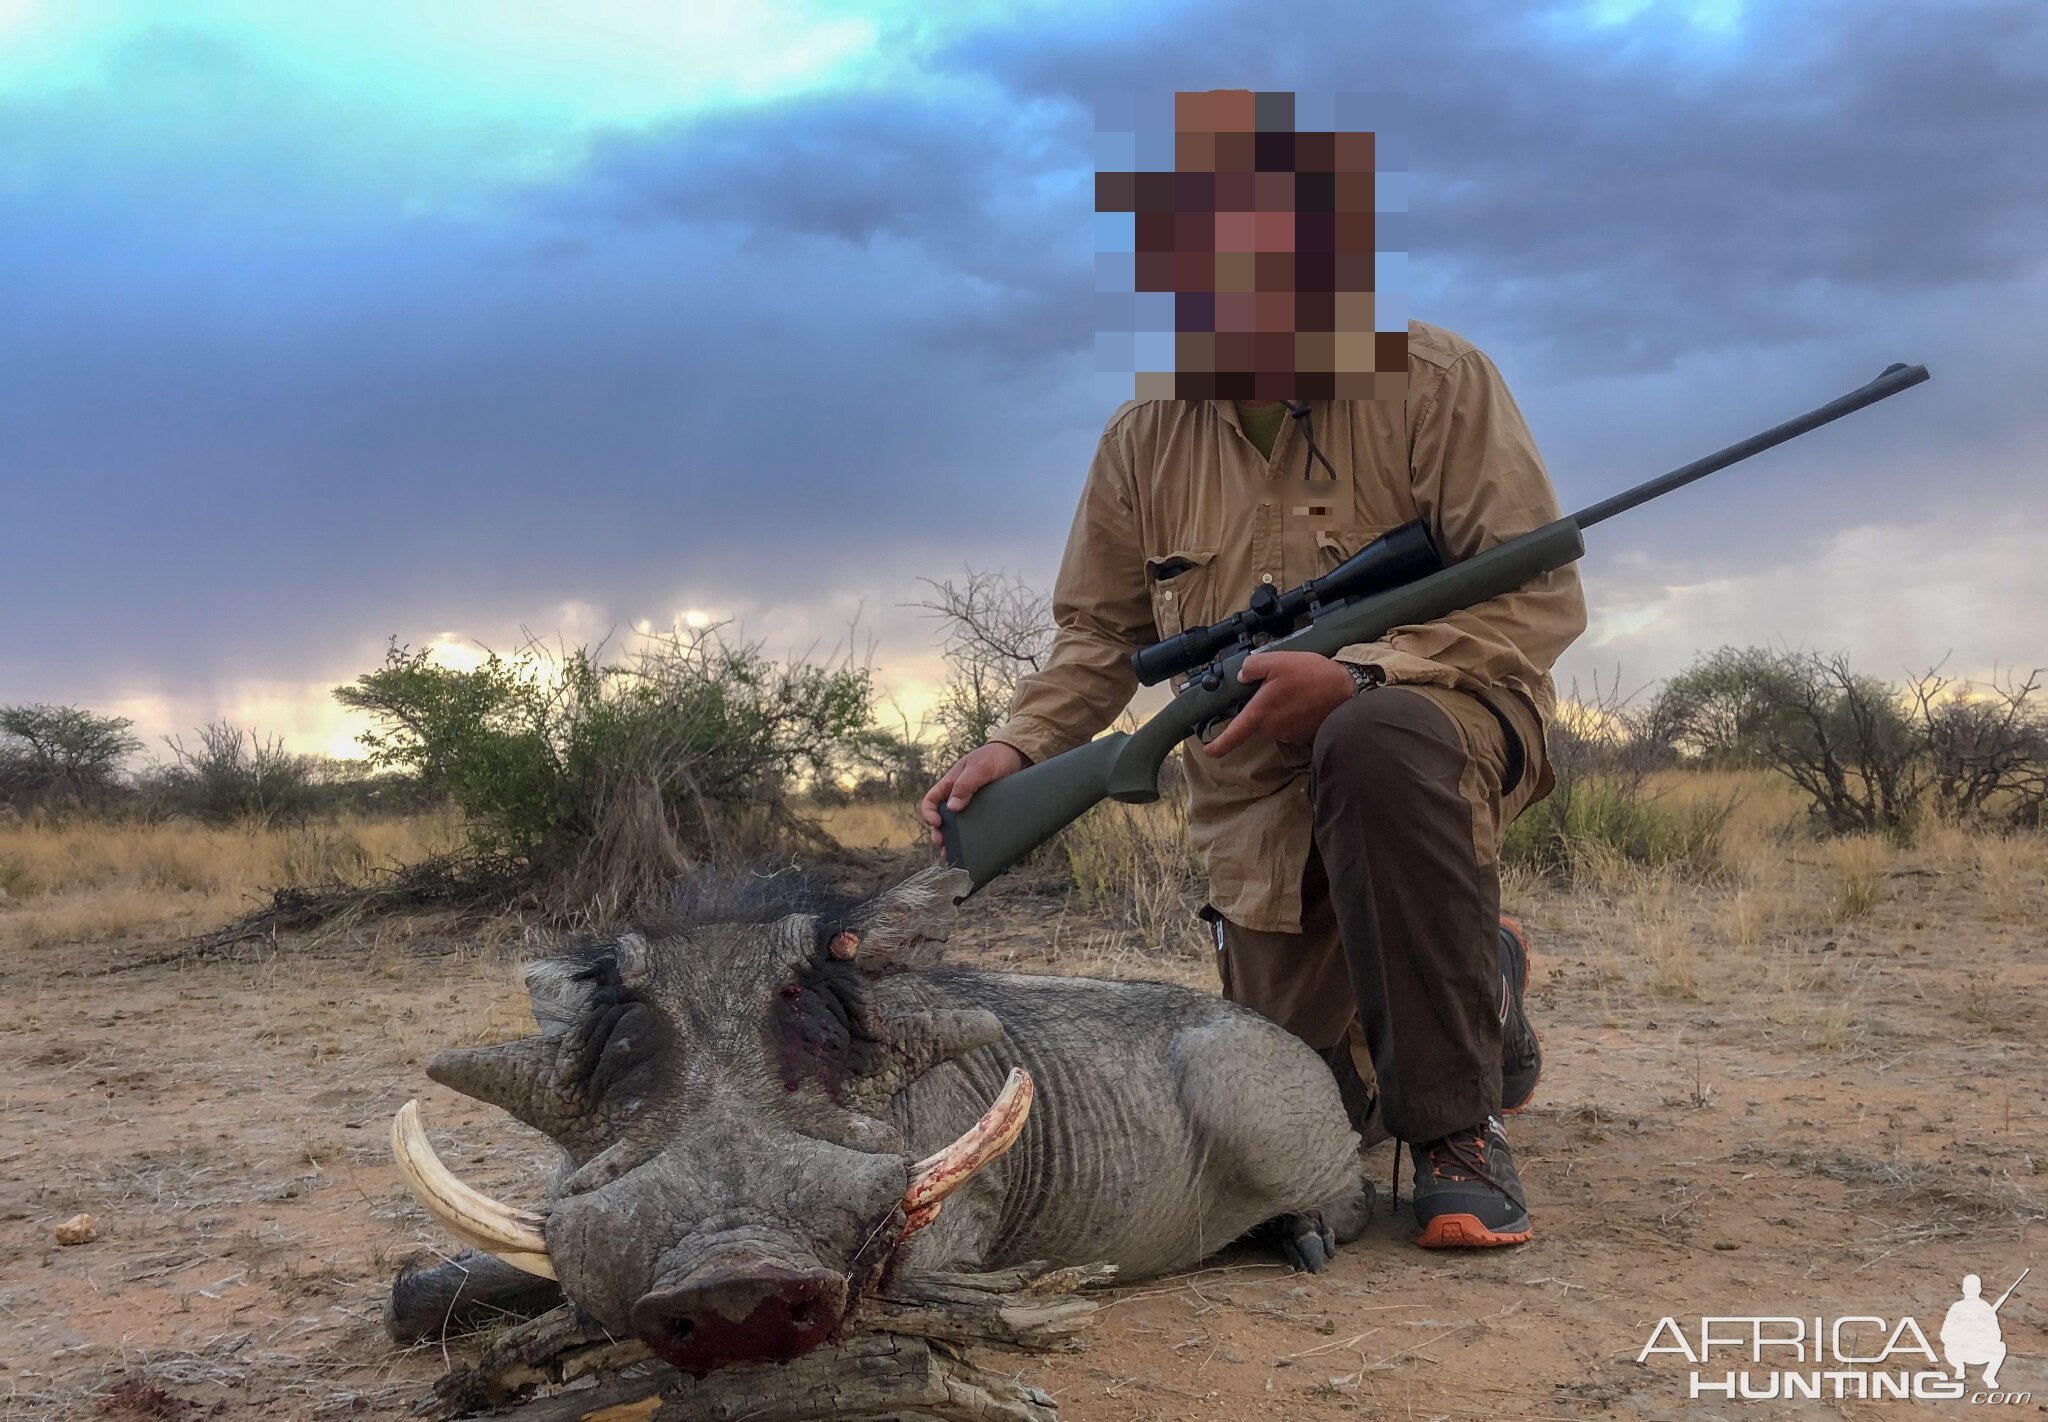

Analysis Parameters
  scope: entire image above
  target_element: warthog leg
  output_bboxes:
[387,1248,567,1344]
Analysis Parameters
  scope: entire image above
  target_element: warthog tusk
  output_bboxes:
[390,1100,556,1280]
[902,1068,1034,1216]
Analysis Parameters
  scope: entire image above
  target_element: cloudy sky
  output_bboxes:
[2,0,2043,757]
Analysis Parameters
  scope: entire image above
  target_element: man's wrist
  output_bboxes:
[1343,661,1385,695]
[984,725,1051,767]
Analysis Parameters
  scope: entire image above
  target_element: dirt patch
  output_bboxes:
[2,845,2044,1419]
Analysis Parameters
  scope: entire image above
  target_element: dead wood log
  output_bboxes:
[854,1262,1113,1352]
[437,1335,1055,1422]
[421,1261,1111,1421]
[424,1307,654,1416]
[649,1334,1057,1422]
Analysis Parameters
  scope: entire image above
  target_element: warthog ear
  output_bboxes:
[522,932,659,1034]
[846,866,973,956]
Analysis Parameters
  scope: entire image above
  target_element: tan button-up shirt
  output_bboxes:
[992,321,1588,933]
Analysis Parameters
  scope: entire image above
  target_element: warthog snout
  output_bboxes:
[629,1252,849,1376]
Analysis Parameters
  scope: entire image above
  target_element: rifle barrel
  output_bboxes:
[1570,363,1929,530]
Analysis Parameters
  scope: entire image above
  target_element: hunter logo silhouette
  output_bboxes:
[1941,1269,2026,1390]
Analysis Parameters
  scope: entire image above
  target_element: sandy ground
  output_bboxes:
[2,842,2044,1421]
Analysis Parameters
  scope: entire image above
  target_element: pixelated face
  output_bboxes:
[1096,89,1406,402]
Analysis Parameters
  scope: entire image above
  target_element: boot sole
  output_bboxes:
[1499,916,1541,1115]
[1416,1213,1534,1249]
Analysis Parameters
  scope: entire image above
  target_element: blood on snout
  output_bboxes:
[633,1261,849,1378]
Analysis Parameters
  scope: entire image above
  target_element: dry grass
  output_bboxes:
[1502,769,2048,1057]
[1513,772,1887,1048]
[806,799,929,850]
[1909,820,2048,946]
[823,768,2045,1006]
[1952,967,2029,1035]
[1647,767,1805,842]
[1953,827,2048,922]
[1618,869,1700,1001]
[1635,772,1898,926]
[1060,795,1208,960]
[1754,1144,2048,1236]
[0,812,461,950]
[7,769,2045,1035]
[1818,833,1894,920]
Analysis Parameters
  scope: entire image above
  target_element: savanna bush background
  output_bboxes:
[4,554,2045,959]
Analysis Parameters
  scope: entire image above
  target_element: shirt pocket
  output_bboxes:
[1311,522,1397,575]
[1144,547,1218,639]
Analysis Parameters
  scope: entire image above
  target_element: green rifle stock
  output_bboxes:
[940,362,1931,896]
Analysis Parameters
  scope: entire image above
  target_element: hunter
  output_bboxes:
[920,342,1587,1249]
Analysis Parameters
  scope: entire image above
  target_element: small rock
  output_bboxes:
[55,1212,96,1245]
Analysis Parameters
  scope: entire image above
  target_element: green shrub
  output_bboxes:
[334,629,877,921]
[0,704,140,812]
[1505,775,1732,883]
[1646,647,2048,834]
[151,721,320,825]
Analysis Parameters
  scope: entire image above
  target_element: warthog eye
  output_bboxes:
[563,954,670,1102]
[772,958,883,1098]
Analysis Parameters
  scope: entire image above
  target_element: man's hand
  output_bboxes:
[920,742,1029,849]
[1201,651,1362,759]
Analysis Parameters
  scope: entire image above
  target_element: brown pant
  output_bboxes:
[1213,685,1544,1145]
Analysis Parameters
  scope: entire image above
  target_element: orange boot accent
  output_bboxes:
[1416,1213,1535,1249]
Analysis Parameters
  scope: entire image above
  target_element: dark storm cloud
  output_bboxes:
[555,1,2045,546]
[553,89,1097,370]
[1407,1,2048,370]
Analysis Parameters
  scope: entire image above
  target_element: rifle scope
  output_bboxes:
[1130,520,1442,686]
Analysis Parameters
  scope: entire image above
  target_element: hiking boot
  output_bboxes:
[1498,918,1542,1114]
[1409,1116,1533,1248]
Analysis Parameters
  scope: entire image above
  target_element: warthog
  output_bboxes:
[388,867,1369,1377]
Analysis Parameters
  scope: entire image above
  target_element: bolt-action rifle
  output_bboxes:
[940,362,1930,896]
